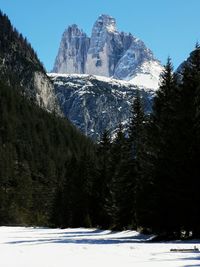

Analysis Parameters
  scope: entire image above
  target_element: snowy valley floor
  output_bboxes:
[0,227,200,267]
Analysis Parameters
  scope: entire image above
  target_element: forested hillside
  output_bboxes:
[0,80,96,226]
[0,11,60,113]
[0,11,97,226]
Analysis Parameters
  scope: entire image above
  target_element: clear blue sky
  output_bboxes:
[1,0,200,71]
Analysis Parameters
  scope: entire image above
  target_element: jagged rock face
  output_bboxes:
[53,14,162,90]
[114,39,153,79]
[53,25,90,74]
[49,73,154,140]
[85,15,119,77]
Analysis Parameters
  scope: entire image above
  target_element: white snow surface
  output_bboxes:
[49,67,162,91]
[48,72,153,92]
[1,227,200,267]
[49,72,133,85]
[128,61,163,90]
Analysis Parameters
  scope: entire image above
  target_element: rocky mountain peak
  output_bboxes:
[94,14,117,33]
[53,24,90,74]
[53,15,163,90]
[65,24,85,37]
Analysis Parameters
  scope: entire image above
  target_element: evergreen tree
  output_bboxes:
[97,130,113,228]
[109,123,128,229]
[192,45,200,237]
[179,44,200,237]
[127,91,146,229]
[128,90,145,156]
[142,58,182,236]
[113,93,146,229]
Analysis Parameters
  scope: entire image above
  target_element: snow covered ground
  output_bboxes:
[0,227,200,267]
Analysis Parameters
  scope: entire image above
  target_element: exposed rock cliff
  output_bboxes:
[53,14,162,90]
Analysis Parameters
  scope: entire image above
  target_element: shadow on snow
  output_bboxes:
[5,229,149,245]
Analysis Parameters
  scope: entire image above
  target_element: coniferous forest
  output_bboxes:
[1,11,200,240]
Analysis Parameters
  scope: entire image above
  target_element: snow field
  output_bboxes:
[0,227,200,267]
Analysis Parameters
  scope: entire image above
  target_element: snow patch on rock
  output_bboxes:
[129,61,163,90]
[49,73,154,139]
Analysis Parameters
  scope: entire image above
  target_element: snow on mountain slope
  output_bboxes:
[1,227,200,267]
[129,61,163,89]
[51,15,163,138]
[49,73,155,139]
[53,14,162,90]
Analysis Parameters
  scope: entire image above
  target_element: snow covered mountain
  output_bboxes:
[53,14,162,90]
[49,73,154,139]
[51,15,163,139]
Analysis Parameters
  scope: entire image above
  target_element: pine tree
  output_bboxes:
[179,44,200,237]
[96,130,113,228]
[127,91,147,229]
[109,123,128,229]
[128,90,146,178]
[142,58,182,236]
[111,93,146,229]
[128,90,145,152]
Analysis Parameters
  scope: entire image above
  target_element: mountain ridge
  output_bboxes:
[49,72,154,139]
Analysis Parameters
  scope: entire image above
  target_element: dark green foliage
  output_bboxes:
[143,58,183,235]
[96,130,113,228]
[109,123,127,228]
[0,11,44,72]
[97,51,200,238]
[102,93,147,230]
[0,80,95,226]
[135,52,200,238]
[179,45,200,237]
